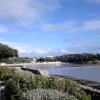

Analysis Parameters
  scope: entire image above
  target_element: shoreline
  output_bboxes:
[1,62,100,67]
[54,74,100,94]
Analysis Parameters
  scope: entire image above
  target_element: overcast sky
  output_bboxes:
[0,0,100,57]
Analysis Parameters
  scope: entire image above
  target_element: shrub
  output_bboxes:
[0,67,14,81]
[64,79,91,100]
[5,69,91,100]
[5,79,25,100]
[23,89,78,100]
[45,76,66,91]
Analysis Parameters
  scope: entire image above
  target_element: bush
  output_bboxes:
[23,89,78,100]
[0,67,14,81]
[5,79,23,100]
[5,69,91,100]
[64,79,91,100]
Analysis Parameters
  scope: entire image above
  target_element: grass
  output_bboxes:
[0,66,15,81]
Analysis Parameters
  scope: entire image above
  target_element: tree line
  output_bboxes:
[37,53,100,64]
[1,43,100,64]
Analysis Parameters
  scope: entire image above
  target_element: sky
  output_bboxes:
[0,0,100,57]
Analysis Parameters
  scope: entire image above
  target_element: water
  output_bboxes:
[31,64,100,83]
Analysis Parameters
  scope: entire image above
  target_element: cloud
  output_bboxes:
[1,39,100,57]
[40,20,79,32]
[83,20,100,31]
[0,39,73,57]
[0,0,60,25]
[33,48,52,55]
[60,49,70,53]
[76,45,100,53]
[40,19,100,33]
[0,39,33,54]
[0,40,51,55]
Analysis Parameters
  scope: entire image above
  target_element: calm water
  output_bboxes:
[31,64,100,83]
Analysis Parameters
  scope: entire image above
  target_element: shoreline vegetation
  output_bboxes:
[0,66,100,100]
[0,67,91,100]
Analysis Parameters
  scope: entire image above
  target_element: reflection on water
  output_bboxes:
[31,64,100,82]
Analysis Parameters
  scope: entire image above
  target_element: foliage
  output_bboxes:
[5,69,91,100]
[0,43,18,60]
[37,53,100,64]
[5,79,24,100]
[0,57,33,64]
[0,67,15,81]
[23,89,78,100]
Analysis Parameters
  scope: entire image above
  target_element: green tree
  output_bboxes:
[0,43,18,59]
